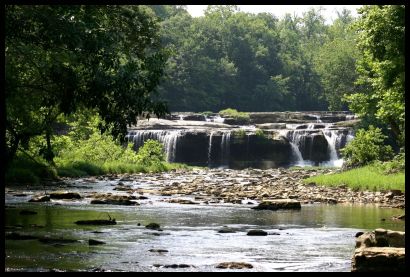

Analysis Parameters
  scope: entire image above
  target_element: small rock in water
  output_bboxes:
[355,232,364,238]
[247,229,268,236]
[216,262,253,269]
[89,239,106,245]
[145,223,161,230]
[149,249,168,253]
[218,227,237,233]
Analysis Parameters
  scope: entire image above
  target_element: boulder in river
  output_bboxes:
[251,199,301,211]
[352,229,405,272]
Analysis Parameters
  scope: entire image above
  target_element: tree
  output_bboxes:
[5,5,168,168]
[313,10,359,110]
[345,5,405,145]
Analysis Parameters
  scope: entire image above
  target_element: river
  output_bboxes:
[5,172,404,272]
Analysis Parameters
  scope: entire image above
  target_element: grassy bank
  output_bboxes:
[6,155,189,184]
[303,164,405,192]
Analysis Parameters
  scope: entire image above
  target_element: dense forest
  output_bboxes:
[151,5,359,112]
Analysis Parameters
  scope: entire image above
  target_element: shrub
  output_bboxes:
[255,129,265,138]
[219,108,250,121]
[233,129,246,138]
[341,125,394,168]
[135,139,166,166]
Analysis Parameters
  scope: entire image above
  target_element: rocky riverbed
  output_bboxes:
[8,168,403,209]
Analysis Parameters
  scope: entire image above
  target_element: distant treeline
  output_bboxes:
[149,5,359,112]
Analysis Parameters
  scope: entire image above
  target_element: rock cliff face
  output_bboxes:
[352,229,405,272]
[128,112,356,169]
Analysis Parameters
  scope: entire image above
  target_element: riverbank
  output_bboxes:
[8,168,403,209]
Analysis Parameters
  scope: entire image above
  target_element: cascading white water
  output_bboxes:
[127,130,181,162]
[322,130,344,167]
[279,130,312,167]
[220,131,231,166]
[208,131,215,166]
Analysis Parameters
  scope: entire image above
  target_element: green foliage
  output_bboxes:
[341,126,394,167]
[304,164,404,192]
[135,139,166,167]
[346,5,405,144]
[233,129,246,138]
[6,154,57,184]
[255,129,265,138]
[373,150,405,174]
[219,108,250,121]
[5,5,169,168]
[200,111,214,116]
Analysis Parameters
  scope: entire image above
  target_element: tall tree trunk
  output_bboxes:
[44,129,55,164]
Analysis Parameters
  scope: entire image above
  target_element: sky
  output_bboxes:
[186,5,362,24]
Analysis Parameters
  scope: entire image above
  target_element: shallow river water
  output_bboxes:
[5,177,405,272]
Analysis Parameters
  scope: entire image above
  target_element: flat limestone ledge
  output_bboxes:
[352,247,405,272]
[251,199,301,211]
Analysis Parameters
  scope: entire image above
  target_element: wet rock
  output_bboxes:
[247,229,268,236]
[252,199,301,211]
[75,219,116,225]
[149,249,169,253]
[163,264,191,268]
[19,210,37,215]
[352,229,405,272]
[355,232,364,238]
[88,239,106,245]
[28,195,50,202]
[90,194,137,205]
[166,199,199,205]
[49,191,82,199]
[145,223,161,230]
[352,247,405,272]
[218,227,237,233]
[216,262,253,269]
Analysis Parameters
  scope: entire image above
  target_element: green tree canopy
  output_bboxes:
[5,5,169,167]
[345,5,405,144]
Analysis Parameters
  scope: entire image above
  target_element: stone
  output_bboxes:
[145,223,161,230]
[352,247,405,272]
[216,262,253,269]
[352,229,405,272]
[247,229,268,236]
[89,239,106,245]
[50,191,82,199]
[251,199,301,211]
[28,195,50,202]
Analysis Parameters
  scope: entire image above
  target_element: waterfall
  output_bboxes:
[127,130,181,162]
[208,131,215,166]
[322,130,343,167]
[220,131,231,166]
[280,130,312,167]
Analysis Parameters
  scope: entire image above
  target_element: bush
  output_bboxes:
[136,139,166,166]
[374,150,405,174]
[233,129,246,138]
[219,108,250,121]
[255,129,265,138]
[341,125,394,168]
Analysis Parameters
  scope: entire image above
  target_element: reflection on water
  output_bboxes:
[5,202,404,272]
